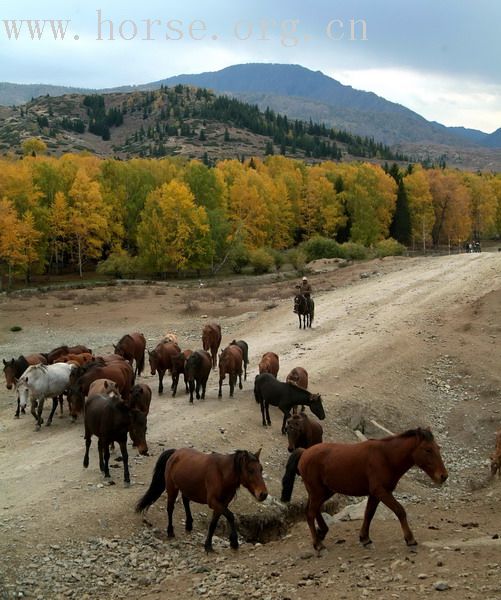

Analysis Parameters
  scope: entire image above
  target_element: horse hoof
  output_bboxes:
[360,538,373,547]
[314,542,325,552]
[122,481,129,488]
[46,421,52,427]
[14,414,19,419]
[406,539,418,548]
[204,546,215,554]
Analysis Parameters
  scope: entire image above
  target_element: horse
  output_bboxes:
[83,392,148,486]
[68,358,134,420]
[294,294,314,329]
[218,345,243,398]
[185,350,212,403]
[202,323,222,369]
[258,352,279,377]
[286,412,323,452]
[55,352,94,366]
[254,373,325,434]
[130,383,152,415]
[4,354,48,417]
[281,428,448,550]
[287,366,309,414]
[163,332,179,345]
[88,378,119,398]
[171,349,193,397]
[490,430,501,477]
[113,333,146,378]
[46,345,92,364]
[230,340,249,381]
[148,341,181,394]
[16,363,75,429]
[135,447,268,552]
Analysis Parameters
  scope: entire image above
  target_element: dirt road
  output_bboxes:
[1,253,500,599]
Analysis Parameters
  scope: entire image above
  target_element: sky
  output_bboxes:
[0,0,500,133]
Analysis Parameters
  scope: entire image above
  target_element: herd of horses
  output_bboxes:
[15,312,501,555]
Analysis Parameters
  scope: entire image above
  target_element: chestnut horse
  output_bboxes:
[148,341,181,394]
[258,352,279,377]
[46,345,92,364]
[281,428,448,550]
[136,447,268,552]
[55,352,94,366]
[202,323,221,369]
[171,349,193,397]
[230,340,249,381]
[286,412,323,452]
[68,358,134,420]
[287,367,309,414]
[185,350,212,403]
[114,333,146,378]
[218,345,243,398]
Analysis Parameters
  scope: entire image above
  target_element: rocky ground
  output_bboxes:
[1,253,500,600]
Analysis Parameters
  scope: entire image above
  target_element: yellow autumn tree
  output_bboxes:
[137,180,212,274]
[18,210,42,282]
[68,169,109,277]
[463,172,497,239]
[0,198,26,288]
[405,166,435,249]
[48,191,71,273]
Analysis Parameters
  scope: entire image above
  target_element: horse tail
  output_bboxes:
[136,351,145,377]
[281,448,304,502]
[254,377,261,404]
[135,448,176,513]
[310,299,315,323]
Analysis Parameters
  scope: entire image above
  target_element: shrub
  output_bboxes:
[97,249,138,279]
[228,243,250,274]
[288,248,307,272]
[374,238,406,258]
[249,248,274,274]
[10,325,22,332]
[301,236,345,261]
[340,242,369,260]
[268,248,285,271]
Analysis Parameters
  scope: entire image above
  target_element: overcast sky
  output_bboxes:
[1,0,500,132]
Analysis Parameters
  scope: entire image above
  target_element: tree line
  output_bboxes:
[0,153,500,287]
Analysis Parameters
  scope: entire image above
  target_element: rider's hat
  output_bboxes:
[302,276,307,281]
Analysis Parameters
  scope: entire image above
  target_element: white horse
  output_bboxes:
[16,363,75,430]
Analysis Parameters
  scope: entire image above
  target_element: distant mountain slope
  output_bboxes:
[1,63,499,149]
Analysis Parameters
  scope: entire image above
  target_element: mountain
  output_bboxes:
[0,63,500,151]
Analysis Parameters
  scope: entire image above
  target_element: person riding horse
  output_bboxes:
[295,277,313,312]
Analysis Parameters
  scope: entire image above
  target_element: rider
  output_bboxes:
[295,276,313,312]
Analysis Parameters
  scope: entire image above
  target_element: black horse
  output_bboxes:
[294,295,314,329]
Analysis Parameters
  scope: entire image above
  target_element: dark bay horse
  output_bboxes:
[68,358,134,419]
[230,340,249,381]
[83,392,148,486]
[281,428,448,550]
[185,350,212,403]
[130,383,152,415]
[286,412,323,452]
[218,345,243,398]
[136,447,268,552]
[294,294,314,329]
[148,341,181,394]
[114,333,146,378]
[258,352,279,377]
[202,323,221,369]
[171,349,193,397]
[3,354,48,390]
[254,373,325,433]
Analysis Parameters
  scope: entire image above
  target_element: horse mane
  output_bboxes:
[48,345,69,356]
[388,428,434,442]
[233,450,256,475]
[117,334,133,345]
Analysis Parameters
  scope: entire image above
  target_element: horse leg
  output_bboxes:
[265,401,272,427]
[218,375,223,398]
[260,400,267,427]
[238,371,243,390]
[196,380,201,400]
[182,495,193,532]
[172,373,178,397]
[376,489,417,546]
[222,507,239,550]
[204,510,223,553]
[298,313,302,329]
[83,432,91,468]
[229,374,234,397]
[46,396,58,426]
[97,440,105,473]
[158,369,164,394]
[281,411,290,435]
[103,442,112,480]
[58,395,64,417]
[306,494,328,551]
[118,439,130,486]
[15,397,20,418]
[188,381,195,403]
[166,484,179,538]
[36,398,45,429]
[359,495,380,546]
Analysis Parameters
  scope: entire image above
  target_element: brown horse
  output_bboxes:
[114,333,146,378]
[281,428,448,550]
[136,447,268,552]
[202,323,221,369]
[46,345,92,364]
[258,352,279,377]
[3,354,47,390]
[68,358,134,419]
[88,378,119,398]
[185,350,212,403]
[55,352,94,366]
[230,340,249,381]
[130,383,152,415]
[218,345,243,398]
[287,367,309,414]
[171,349,193,397]
[83,392,148,486]
[286,412,323,452]
[148,341,181,394]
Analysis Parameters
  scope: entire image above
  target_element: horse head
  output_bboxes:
[235,449,268,502]
[148,350,158,375]
[128,408,148,455]
[286,414,304,452]
[3,358,16,389]
[309,393,325,420]
[411,428,448,485]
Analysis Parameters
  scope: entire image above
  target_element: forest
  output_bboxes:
[0,151,500,287]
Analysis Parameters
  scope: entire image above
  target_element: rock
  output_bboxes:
[434,581,450,591]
